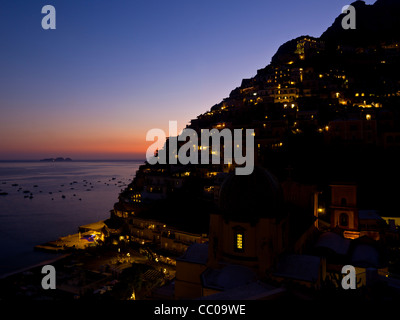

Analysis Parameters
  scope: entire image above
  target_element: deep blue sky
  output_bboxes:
[0,0,375,159]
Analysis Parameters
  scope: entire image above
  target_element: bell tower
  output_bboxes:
[330,183,358,231]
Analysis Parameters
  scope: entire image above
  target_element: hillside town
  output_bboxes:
[2,0,400,300]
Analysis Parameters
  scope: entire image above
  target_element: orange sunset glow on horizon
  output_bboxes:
[0,0,351,161]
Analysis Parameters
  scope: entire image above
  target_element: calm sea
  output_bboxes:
[0,160,142,277]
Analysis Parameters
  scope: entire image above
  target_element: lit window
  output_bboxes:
[236,233,243,250]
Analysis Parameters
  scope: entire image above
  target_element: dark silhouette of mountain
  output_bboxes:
[321,0,400,46]
[270,0,400,65]
[117,0,400,225]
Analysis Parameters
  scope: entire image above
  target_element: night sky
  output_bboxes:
[0,0,375,160]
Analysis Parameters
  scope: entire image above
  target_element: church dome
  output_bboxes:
[218,166,284,222]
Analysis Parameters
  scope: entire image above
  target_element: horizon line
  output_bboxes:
[0,159,147,162]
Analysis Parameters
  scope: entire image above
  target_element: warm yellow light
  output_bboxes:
[366,114,372,120]
[236,234,243,250]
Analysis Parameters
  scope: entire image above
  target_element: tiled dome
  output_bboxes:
[218,166,284,222]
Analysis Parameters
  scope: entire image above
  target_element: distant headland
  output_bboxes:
[40,157,73,162]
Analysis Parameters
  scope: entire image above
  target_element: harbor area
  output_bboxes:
[1,237,177,300]
[34,221,107,252]
[0,213,182,300]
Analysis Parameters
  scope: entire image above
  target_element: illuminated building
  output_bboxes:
[329,183,359,233]
[329,183,388,241]
[175,167,325,299]
[207,166,288,274]
[294,37,325,60]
